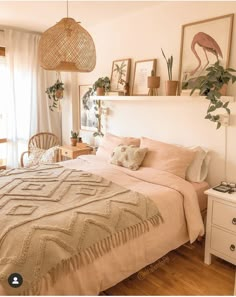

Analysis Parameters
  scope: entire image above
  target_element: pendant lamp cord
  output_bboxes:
[66,0,69,18]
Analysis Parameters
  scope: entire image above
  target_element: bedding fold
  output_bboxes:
[64,155,205,243]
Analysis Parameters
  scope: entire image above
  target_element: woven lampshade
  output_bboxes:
[38,18,96,72]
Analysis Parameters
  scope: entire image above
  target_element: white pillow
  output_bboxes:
[186,146,211,183]
[24,146,59,168]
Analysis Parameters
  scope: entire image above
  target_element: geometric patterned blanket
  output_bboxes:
[0,164,163,295]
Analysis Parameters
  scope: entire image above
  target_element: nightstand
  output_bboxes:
[204,188,236,295]
[58,144,93,161]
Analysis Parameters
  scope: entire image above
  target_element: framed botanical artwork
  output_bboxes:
[79,85,100,132]
[110,58,131,93]
[132,59,157,95]
[178,14,234,94]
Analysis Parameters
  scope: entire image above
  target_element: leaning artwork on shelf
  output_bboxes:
[110,59,131,94]
[79,85,98,132]
[178,14,234,95]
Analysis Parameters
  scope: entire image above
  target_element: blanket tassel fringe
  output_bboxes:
[21,213,163,295]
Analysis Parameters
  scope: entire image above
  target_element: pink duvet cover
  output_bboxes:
[0,155,204,295]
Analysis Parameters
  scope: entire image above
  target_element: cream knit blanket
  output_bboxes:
[0,164,162,295]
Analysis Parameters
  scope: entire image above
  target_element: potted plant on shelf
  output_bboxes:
[189,61,236,129]
[70,131,79,146]
[161,48,178,96]
[147,69,160,96]
[92,77,110,96]
[46,79,64,111]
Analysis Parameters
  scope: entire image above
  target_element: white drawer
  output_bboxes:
[211,227,236,261]
[212,201,236,233]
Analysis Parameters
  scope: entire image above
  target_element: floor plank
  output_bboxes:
[104,241,235,295]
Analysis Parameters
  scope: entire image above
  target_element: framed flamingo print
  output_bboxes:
[110,59,131,93]
[178,14,234,95]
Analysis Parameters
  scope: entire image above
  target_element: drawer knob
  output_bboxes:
[232,218,236,225]
[230,244,235,251]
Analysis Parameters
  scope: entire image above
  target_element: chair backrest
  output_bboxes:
[28,132,60,152]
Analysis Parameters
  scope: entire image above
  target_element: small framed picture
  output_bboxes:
[132,59,157,95]
[110,59,131,93]
[79,85,99,132]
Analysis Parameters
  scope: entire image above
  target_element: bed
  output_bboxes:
[0,151,207,295]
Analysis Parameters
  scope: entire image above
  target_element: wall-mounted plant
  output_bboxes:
[189,61,236,129]
[161,48,178,95]
[92,99,104,138]
[46,78,64,112]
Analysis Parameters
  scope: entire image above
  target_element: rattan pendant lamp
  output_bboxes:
[38,0,96,72]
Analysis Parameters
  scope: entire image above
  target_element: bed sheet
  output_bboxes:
[0,155,204,295]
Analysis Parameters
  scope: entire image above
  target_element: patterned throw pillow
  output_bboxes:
[110,145,148,170]
[24,146,59,168]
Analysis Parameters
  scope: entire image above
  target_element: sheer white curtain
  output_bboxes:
[3,29,61,167]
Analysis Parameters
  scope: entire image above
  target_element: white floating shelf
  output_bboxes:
[91,95,235,102]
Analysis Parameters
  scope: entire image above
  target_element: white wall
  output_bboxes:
[78,1,236,94]
[74,1,236,185]
[102,97,236,186]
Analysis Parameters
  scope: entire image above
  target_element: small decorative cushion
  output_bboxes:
[140,137,196,179]
[96,133,140,161]
[110,145,148,170]
[24,146,59,168]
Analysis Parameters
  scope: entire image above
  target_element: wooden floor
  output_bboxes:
[104,241,235,295]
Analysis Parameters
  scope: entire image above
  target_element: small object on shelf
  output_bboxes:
[93,77,110,96]
[213,185,231,193]
[161,48,178,96]
[165,80,178,96]
[77,136,83,143]
[148,69,160,96]
[70,130,79,147]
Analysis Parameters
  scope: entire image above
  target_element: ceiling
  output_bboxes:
[0,1,157,33]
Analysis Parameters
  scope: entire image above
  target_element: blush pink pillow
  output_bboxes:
[140,137,195,179]
[96,133,140,160]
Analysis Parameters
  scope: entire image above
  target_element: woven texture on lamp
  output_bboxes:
[38,18,96,72]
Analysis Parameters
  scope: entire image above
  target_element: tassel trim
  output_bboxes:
[21,213,163,295]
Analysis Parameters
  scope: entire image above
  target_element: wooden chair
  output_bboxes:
[20,132,60,167]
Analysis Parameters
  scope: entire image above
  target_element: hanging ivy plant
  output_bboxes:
[46,79,64,112]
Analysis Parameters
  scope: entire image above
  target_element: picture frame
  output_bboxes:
[178,14,234,95]
[79,85,99,132]
[110,58,131,93]
[132,59,157,95]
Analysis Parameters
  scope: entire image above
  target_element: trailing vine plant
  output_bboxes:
[46,73,64,112]
[189,61,236,129]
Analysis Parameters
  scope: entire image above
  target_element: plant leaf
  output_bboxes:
[205,114,212,119]
[216,122,221,129]
[223,101,229,108]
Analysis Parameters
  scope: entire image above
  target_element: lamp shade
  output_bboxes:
[38,18,96,72]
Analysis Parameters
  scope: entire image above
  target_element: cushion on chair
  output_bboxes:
[24,146,59,168]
